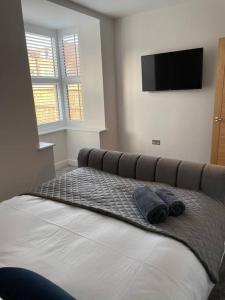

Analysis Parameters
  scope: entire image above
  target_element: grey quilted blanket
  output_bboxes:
[31,167,225,284]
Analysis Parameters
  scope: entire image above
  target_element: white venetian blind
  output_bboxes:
[67,83,83,120]
[32,85,60,125]
[62,34,84,121]
[26,32,58,77]
[62,34,80,77]
[25,32,61,126]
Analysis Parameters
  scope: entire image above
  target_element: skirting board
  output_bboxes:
[55,159,78,170]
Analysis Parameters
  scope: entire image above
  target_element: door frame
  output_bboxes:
[211,37,225,164]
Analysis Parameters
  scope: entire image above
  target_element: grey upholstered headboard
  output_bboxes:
[78,148,225,203]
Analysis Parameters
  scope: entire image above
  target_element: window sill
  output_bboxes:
[39,126,108,136]
[66,126,108,133]
[38,142,55,150]
[38,127,66,136]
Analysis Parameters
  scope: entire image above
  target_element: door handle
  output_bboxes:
[214,116,224,122]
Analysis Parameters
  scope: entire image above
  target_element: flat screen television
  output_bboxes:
[141,48,203,91]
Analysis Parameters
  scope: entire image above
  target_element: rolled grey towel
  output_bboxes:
[156,189,185,217]
[133,186,169,224]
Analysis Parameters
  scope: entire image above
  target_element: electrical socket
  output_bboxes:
[152,140,160,145]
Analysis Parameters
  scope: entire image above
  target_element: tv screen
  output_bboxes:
[141,48,203,91]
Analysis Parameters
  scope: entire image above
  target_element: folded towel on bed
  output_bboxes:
[133,187,169,224]
[156,189,185,217]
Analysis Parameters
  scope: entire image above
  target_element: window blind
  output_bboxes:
[25,30,84,127]
[66,84,83,120]
[62,34,84,121]
[32,85,60,125]
[25,32,61,126]
[62,34,80,77]
[26,32,58,77]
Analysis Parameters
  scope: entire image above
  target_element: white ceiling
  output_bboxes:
[69,0,186,18]
[21,0,97,30]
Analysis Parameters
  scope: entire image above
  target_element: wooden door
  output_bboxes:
[211,37,225,165]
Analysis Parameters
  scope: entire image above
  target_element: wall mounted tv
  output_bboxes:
[141,48,203,91]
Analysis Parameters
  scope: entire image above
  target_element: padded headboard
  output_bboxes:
[77,148,225,202]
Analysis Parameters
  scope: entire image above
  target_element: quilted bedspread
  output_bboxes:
[31,167,225,283]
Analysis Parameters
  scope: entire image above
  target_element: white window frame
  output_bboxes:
[25,24,67,134]
[58,27,85,128]
[25,24,85,134]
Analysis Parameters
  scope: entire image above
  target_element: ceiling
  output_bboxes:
[21,0,97,30]
[69,0,186,18]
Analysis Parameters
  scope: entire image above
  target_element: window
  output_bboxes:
[62,34,84,121]
[26,32,61,126]
[26,33,57,78]
[32,85,59,125]
[62,34,80,77]
[25,30,84,129]
[67,84,83,120]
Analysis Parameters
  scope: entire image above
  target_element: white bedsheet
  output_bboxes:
[0,196,213,300]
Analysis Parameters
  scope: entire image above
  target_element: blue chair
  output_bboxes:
[0,267,76,300]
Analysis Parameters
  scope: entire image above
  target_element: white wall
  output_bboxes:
[22,0,118,167]
[22,0,110,167]
[115,0,225,163]
[66,129,100,163]
[40,130,67,165]
[40,129,102,168]
[0,0,55,201]
[49,0,119,150]
[57,18,105,130]
[22,1,106,132]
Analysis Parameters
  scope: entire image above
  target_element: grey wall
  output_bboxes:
[0,0,55,201]
[115,0,225,163]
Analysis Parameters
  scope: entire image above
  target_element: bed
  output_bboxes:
[1,148,225,300]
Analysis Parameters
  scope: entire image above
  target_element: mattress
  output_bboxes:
[31,167,225,283]
[0,195,213,300]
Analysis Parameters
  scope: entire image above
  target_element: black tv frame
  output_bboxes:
[141,48,203,91]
